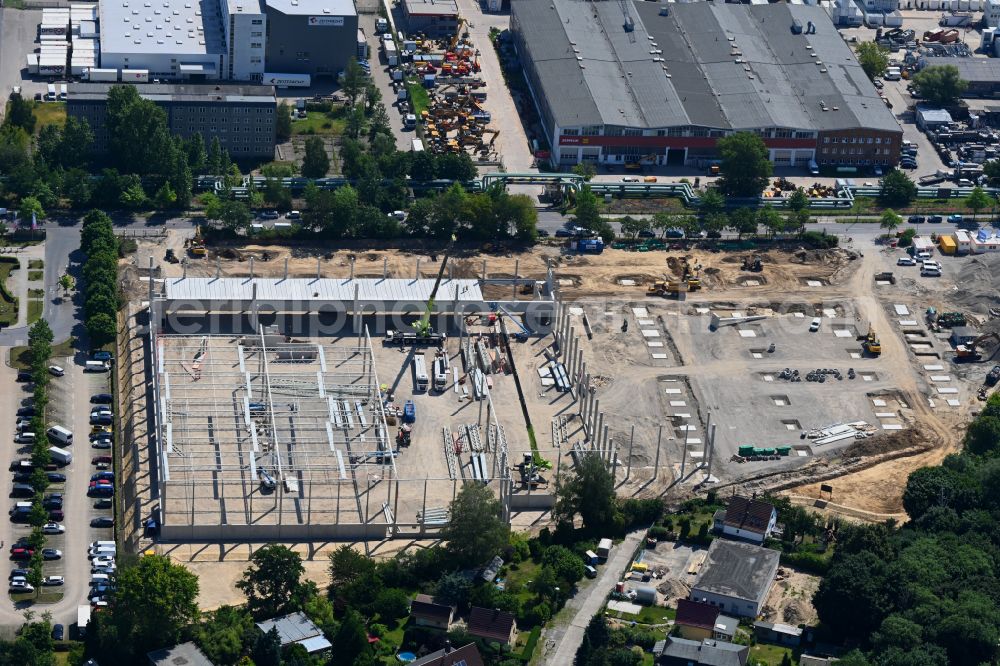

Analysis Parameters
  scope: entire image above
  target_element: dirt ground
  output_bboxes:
[761,568,820,626]
[129,232,978,522]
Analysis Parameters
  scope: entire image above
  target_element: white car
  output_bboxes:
[48,365,64,377]
[41,523,65,534]
[91,557,115,569]
[9,581,33,592]
[897,257,916,266]
[42,576,64,586]
[921,266,942,277]
[809,318,822,332]
[915,250,932,260]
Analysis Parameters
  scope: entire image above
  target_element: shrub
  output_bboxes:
[800,230,838,249]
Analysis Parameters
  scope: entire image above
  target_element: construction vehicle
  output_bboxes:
[936,312,967,328]
[741,256,763,272]
[986,365,1000,387]
[185,226,207,257]
[648,277,701,297]
[490,304,533,342]
[956,332,1000,360]
[862,326,882,356]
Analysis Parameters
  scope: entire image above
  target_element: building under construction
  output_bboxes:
[146,273,559,541]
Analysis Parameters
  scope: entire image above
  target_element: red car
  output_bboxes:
[10,548,33,561]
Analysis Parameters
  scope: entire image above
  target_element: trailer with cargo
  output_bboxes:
[121,69,149,83]
[597,538,612,561]
[263,72,311,88]
[87,68,119,82]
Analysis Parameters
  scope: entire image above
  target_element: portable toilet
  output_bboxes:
[403,400,416,423]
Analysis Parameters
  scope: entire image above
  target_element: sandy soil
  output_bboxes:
[761,568,820,626]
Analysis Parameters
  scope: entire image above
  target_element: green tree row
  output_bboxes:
[80,210,119,346]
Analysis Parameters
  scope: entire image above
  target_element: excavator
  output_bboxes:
[185,226,207,257]
[955,332,1000,361]
[862,326,882,356]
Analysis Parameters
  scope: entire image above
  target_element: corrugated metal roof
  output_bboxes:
[163,277,484,303]
[511,0,900,134]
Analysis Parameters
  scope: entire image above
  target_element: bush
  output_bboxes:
[372,588,410,623]
[621,498,664,528]
[780,550,831,575]
[800,230,838,249]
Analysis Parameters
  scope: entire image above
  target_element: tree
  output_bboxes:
[192,606,257,666]
[4,93,36,133]
[106,555,200,658]
[372,588,410,622]
[555,453,621,533]
[206,136,224,175]
[911,65,968,106]
[154,181,177,209]
[328,545,374,604]
[572,162,597,180]
[572,186,604,231]
[716,132,772,197]
[210,200,252,232]
[442,484,510,567]
[728,207,757,238]
[301,136,330,178]
[813,551,893,637]
[880,170,916,207]
[434,572,473,608]
[251,626,282,666]
[984,159,1000,186]
[187,132,207,173]
[880,209,902,237]
[964,416,1000,456]
[756,205,785,238]
[60,116,94,167]
[64,168,93,208]
[106,84,173,175]
[276,103,293,142]
[236,544,306,619]
[787,188,809,213]
[346,105,366,139]
[542,545,587,584]
[699,188,725,217]
[18,196,45,224]
[59,274,75,294]
[855,42,890,80]
[964,186,990,221]
[341,58,367,105]
[331,610,371,665]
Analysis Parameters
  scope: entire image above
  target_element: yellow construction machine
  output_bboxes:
[186,226,207,257]
[862,326,881,356]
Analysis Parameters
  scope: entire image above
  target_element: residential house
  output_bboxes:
[410,642,485,666]
[255,612,332,654]
[467,607,517,646]
[658,637,748,666]
[410,594,455,630]
[675,599,737,642]
[712,496,778,544]
[147,642,215,666]
[754,621,803,647]
[689,540,781,618]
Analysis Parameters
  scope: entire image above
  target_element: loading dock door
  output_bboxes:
[666,148,686,166]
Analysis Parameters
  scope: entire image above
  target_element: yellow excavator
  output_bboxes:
[186,226,207,257]
[862,326,881,356]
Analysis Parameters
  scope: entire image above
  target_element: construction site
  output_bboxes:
[117,227,1000,555]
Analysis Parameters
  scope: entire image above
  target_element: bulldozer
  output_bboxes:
[956,332,1000,361]
[185,226,207,257]
[862,326,882,356]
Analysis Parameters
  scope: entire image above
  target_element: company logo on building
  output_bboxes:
[308,15,344,26]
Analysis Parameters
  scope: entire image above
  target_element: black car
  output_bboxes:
[91,517,114,528]
[48,510,64,522]
[51,624,64,641]
[15,371,31,383]
[638,230,656,238]
[928,215,943,223]
[8,569,28,580]
[11,472,32,483]
[41,549,61,560]
[554,229,571,238]
[90,415,113,426]
[15,407,35,417]
[42,495,62,509]
[46,473,66,483]
[90,394,113,404]
[908,215,925,224]
[536,229,550,237]
[93,499,113,509]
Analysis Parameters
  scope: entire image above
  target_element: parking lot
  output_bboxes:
[0,352,115,626]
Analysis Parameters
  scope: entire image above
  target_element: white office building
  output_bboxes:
[220,0,266,82]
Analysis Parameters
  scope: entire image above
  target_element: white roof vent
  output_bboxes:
[323,6,330,11]
[125,31,131,36]
[176,39,183,44]
[145,16,152,21]
[147,31,153,35]
[157,39,164,43]
[134,39,141,43]
[154,8,160,13]
[199,39,205,44]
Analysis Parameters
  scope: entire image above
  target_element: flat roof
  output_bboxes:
[99,0,226,57]
[512,0,900,133]
[404,0,459,16]
[162,277,484,304]
[921,56,1000,84]
[691,540,780,603]
[264,0,356,17]
[68,81,276,104]
[256,612,329,651]
[147,642,215,666]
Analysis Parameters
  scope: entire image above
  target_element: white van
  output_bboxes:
[432,357,447,391]
[84,360,109,372]
[88,547,116,559]
[58,83,67,100]
[90,541,116,549]
[47,425,72,445]
[89,574,111,584]
[45,83,56,101]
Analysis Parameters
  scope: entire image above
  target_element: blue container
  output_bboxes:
[403,400,416,423]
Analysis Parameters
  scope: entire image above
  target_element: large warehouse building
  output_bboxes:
[510,0,902,169]
[96,0,357,82]
[67,82,277,158]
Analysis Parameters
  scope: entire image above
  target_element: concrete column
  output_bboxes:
[680,424,689,481]
[653,425,663,480]
[284,257,289,280]
[249,256,254,279]
[609,428,616,481]
[705,423,718,480]
[482,259,487,280]
[416,257,421,280]
[702,411,713,460]
[626,425,635,480]
[596,411,605,456]
[350,257,355,280]
[352,283,360,336]
[574,348,584,385]
[383,257,388,279]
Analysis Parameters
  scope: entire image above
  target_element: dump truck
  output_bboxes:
[647,279,701,297]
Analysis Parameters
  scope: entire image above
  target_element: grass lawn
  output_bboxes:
[33,102,66,132]
[748,643,794,665]
[28,260,43,269]
[11,337,74,370]
[291,110,347,136]
[27,270,43,281]
[406,82,430,117]
[605,604,675,626]
[28,289,44,298]
[27,300,42,324]
[10,591,64,604]
[0,261,18,327]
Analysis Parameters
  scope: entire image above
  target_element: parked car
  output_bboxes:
[88,486,113,498]
[91,440,112,450]
[9,581,33,592]
[809,318,822,332]
[51,624,64,640]
[15,407,35,417]
[43,576,64,586]
[93,499,113,509]
[92,456,112,465]
[622,176,640,182]
[11,472,32,483]
[928,215,943,223]
[536,229,550,237]
[91,557,115,569]
[90,394,113,404]
[947,214,964,224]
[907,215,925,224]
[48,510,64,521]
[48,366,64,377]
[90,516,114,528]
[92,351,112,362]
[91,472,114,483]
[9,548,33,561]
[554,229,571,238]
[42,549,61,560]
[46,473,66,483]
[41,523,65,534]
[897,256,916,266]
[638,230,656,238]
[90,414,112,427]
